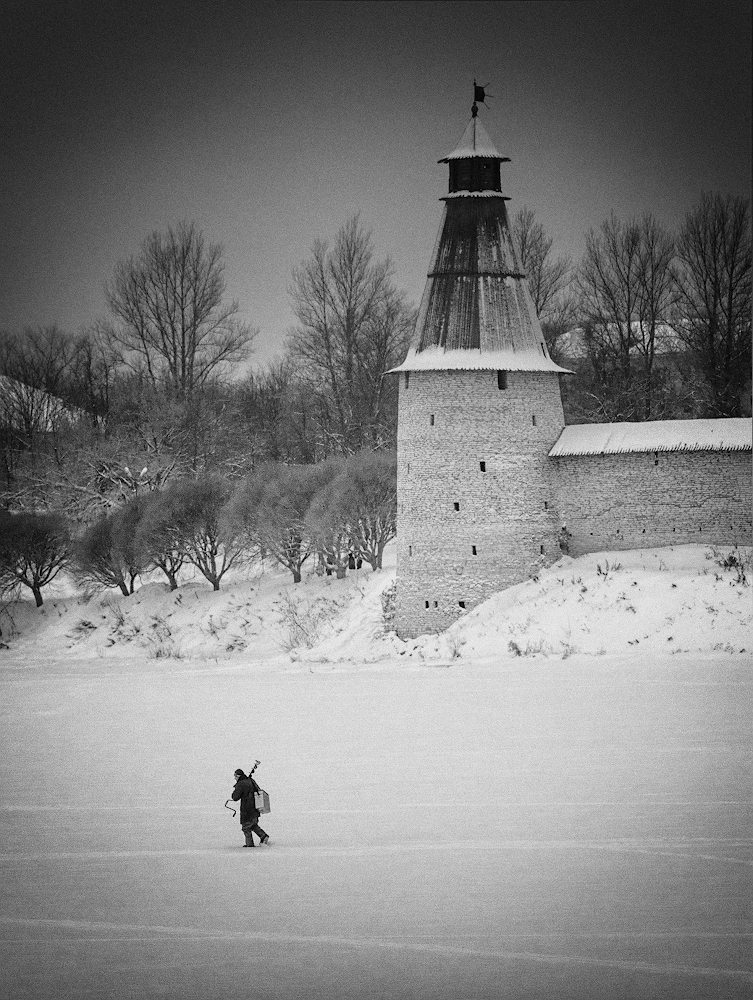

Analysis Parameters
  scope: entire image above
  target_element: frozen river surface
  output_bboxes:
[1,652,751,1000]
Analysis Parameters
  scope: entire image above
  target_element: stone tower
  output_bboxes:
[391,102,571,640]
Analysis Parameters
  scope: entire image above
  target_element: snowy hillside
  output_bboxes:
[2,542,750,665]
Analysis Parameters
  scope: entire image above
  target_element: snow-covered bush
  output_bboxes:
[165,475,250,591]
[380,579,396,632]
[74,501,145,596]
[227,460,340,583]
[0,510,71,607]
[709,545,750,586]
[332,449,396,571]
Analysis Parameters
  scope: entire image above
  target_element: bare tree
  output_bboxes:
[287,215,415,454]
[67,325,121,432]
[230,360,321,467]
[0,511,70,607]
[166,475,248,591]
[672,192,752,416]
[576,213,675,420]
[0,326,78,462]
[135,488,188,590]
[337,449,397,570]
[228,460,341,583]
[0,326,76,396]
[634,215,676,418]
[305,477,352,579]
[0,326,86,499]
[74,507,141,596]
[578,214,641,387]
[105,222,256,399]
[512,206,573,353]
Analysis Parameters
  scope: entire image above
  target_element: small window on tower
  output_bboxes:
[458,601,466,609]
[497,370,507,390]
[425,600,430,609]
[540,544,545,554]
[454,502,460,512]
[430,414,435,426]
[544,501,549,510]
[433,601,438,609]
[408,545,413,556]
[532,415,537,426]
[456,160,472,189]
[479,461,486,472]
[404,372,409,389]
[472,545,477,555]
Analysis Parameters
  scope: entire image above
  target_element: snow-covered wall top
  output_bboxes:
[549,418,752,456]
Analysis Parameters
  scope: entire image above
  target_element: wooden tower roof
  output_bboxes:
[438,115,507,162]
[391,103,571,375]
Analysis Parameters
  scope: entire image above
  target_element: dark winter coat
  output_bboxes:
[231,776,260,825]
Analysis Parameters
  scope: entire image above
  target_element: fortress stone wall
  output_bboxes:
[395,366,752,639]
[395,368,565,638]
[553,450,753,556]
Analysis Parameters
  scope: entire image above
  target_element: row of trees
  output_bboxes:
[517,192,751,422]
[0,217,412,519]
[0,450,397,606]
[1,194,750,523]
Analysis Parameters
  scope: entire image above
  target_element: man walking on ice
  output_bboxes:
[231,768,271,848]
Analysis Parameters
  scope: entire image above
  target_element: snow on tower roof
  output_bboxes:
[389,347,572,374]
[439,116,509,162]
[548,418,752,456]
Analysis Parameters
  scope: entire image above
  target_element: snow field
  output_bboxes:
[0,543,751,998]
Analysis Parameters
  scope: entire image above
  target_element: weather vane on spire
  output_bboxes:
[472,79,492,117]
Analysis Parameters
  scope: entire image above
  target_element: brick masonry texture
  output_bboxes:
[554,451,752,556]
[395,370,753,639]
[395,369,566,639]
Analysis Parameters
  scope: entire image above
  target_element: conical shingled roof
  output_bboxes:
[391,114,571,374]
[439,115,508,162]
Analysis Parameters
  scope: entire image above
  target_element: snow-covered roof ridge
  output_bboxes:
[388,347,573,375]
[549,418,752,456]
[441,191,511,200]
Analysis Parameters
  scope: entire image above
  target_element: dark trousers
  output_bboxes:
[241,820,268,846]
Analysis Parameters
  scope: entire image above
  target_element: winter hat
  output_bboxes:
[234,769,246,779]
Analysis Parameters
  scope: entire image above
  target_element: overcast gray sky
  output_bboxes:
[1,0,750,366]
